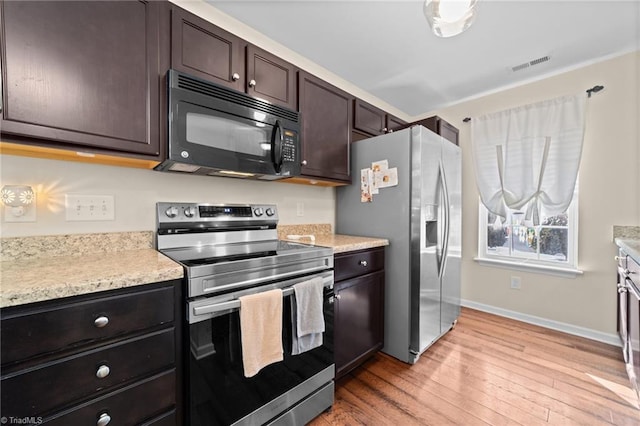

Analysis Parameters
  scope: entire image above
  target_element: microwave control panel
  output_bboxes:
[282,130,298,163]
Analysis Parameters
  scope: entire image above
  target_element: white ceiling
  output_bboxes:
[206,0,639,118]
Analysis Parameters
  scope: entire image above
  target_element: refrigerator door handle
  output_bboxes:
[438,161,451,280]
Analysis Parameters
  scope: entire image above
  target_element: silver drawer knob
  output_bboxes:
[97,412,111,426]
[96,365,110,379]
[359,260,368,267]
[249,79,256,88]
[94,316,109,328]
[232,72,240,81]
[301,160,308,166]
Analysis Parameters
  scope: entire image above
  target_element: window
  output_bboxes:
[476,185,581,277]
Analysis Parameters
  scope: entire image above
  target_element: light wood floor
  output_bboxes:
[310,307,640,425]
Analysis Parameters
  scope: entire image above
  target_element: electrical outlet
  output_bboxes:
[4,194,37,223]
[65,194,115,221]
[510,276,521,289]
[296,202,304,217]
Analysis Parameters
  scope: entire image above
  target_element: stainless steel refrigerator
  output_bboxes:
[336,125,461,364]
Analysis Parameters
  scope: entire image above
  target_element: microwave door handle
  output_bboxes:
[270,119,283,173]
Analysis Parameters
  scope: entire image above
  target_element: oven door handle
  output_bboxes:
[192,280,334,319]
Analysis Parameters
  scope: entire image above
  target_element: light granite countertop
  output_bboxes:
[615,238,640,266]
[277,224,389,253]
[309,234,389,253]
[0,232,184,308]
[0,226,385,308]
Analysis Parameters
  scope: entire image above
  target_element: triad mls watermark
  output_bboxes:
[0,417,43,425]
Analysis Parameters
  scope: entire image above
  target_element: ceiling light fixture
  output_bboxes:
[424,0,478,38]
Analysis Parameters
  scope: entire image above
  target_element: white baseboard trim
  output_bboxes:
[461,299,621,347]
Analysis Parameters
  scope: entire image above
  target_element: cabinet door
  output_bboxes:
[419,116,459,146]
[334,270,384,379]
[386,114,407,133]
[171,5,244,91]
[0,1,162,156]
[353,99,386,136]
[246,45,297,110]
[438,118,460,146]
[298,71,352,183]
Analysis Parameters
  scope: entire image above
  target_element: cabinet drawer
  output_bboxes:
[2,328,174,417]
[140,409,176,426]
[1,285,175,365]
[334,247,384,282]
[43,369,176,426]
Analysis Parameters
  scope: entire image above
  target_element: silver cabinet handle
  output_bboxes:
[96,365,110,379]
[301,160,308,166]
[382,127,388,133]
[335,294,341,300]
[97,413,111,426]
[359,260,368,267]
[94,316,109,328]
[249,79,256,87]
[232,72,240,81]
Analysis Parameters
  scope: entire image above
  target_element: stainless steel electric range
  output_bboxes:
[156,202,335,426]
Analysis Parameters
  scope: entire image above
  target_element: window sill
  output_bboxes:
[474,257,584,278]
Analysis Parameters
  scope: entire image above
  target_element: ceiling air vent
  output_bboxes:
[511,55,551,72]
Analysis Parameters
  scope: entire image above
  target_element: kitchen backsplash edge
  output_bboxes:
[613,225,640,241]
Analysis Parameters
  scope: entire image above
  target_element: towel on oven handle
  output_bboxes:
[239,288,284,377]
[291,277,325,355]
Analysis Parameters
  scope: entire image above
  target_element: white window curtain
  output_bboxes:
[471,94,587,225]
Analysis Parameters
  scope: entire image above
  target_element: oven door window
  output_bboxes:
[187,292,334,426]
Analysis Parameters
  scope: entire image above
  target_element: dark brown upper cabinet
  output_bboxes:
[353,98,407,138]
[411,115,459,146]
[298,71,352,184]
[386,114,408,133]
[0,0,166,157]
[246,45,297,111]
[170,5,245,92]
[171,6,297,110]
[354,99,387,136]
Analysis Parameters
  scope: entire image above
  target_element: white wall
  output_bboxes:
[434,51,640,339]
[0,155,335,238]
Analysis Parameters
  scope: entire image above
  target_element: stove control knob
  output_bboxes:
[254,207,264,217]
[165,206,179,218]
[184,207,196,218]
[265,207,275,216]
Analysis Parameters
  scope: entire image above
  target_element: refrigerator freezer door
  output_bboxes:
[336,128,414,363]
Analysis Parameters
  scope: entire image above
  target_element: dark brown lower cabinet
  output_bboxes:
[0,280,182,425]
[334,247,385,379]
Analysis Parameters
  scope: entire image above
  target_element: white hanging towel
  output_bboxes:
[239,289,283,377]
[291,277,325,355]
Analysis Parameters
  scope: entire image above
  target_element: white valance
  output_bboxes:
[471,94,587,224]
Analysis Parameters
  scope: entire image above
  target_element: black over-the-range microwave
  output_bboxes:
[154,69,301,180]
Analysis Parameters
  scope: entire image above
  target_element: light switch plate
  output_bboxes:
[65,194,115,221]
